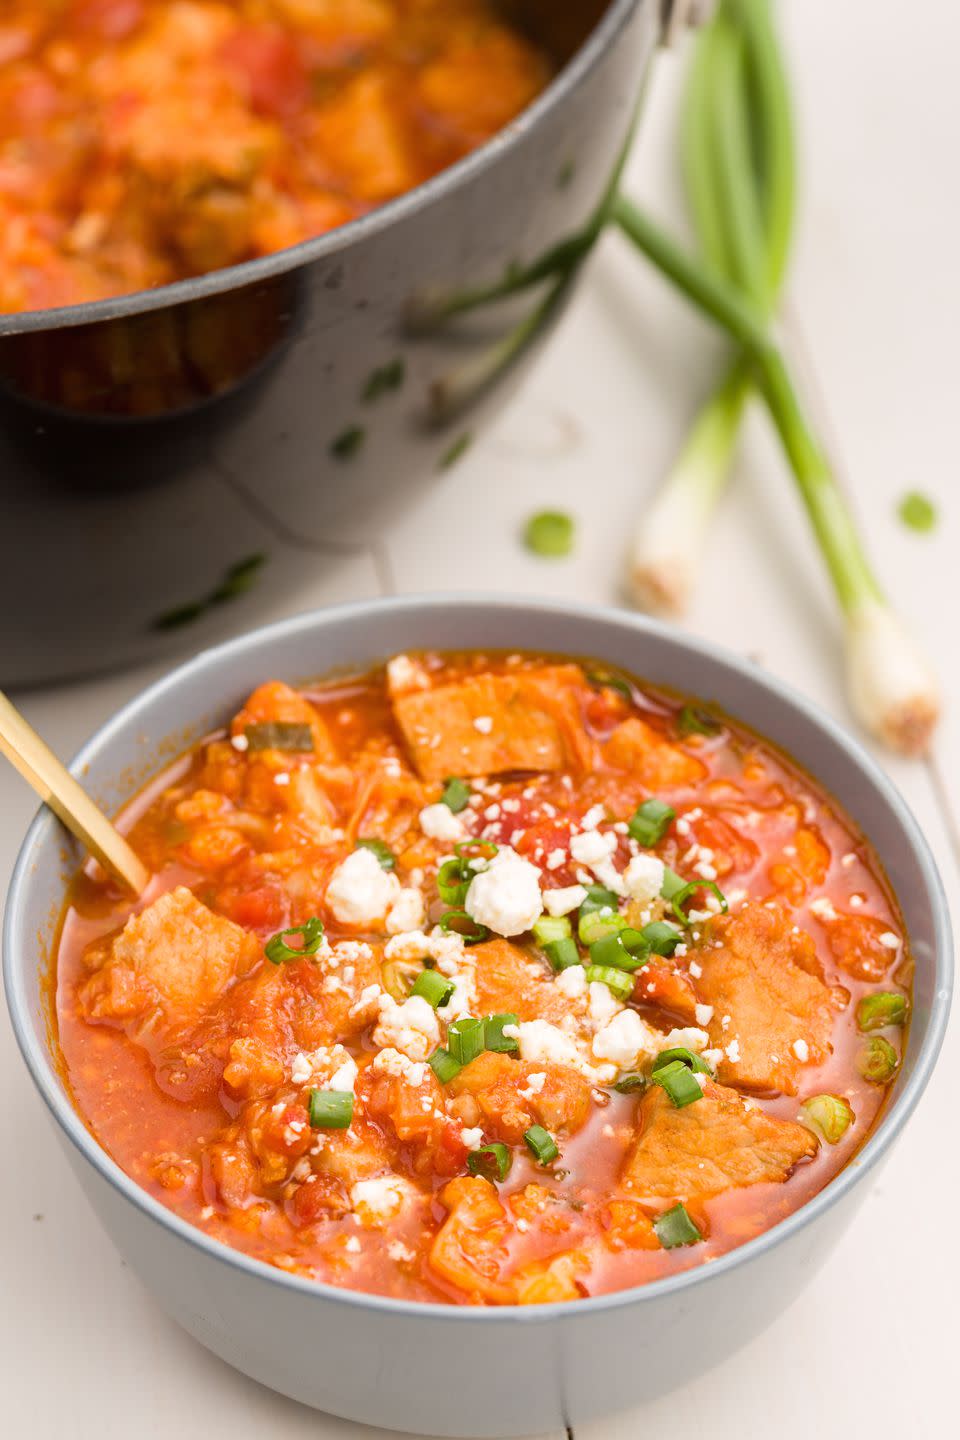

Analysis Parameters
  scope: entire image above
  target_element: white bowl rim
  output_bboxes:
[3,592,953,1326]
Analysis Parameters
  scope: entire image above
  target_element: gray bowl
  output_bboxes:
[3,595,952,1436]
[0,0,662,686]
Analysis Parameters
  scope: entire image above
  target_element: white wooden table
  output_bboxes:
[1,3,956,1434]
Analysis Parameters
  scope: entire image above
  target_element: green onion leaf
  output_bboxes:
[410,970,456,1009]
[620,927,651,957]
[439,432,472,471]
[441,777,472,813]
[652,1047,711,1076]
[523,510,575,558]
[439,910,489,944]
[355,837,396,871]
[264,917,325,964]
[659,867,686,901]
[652,1059,704,1108]
[800,1094,854,1144]
[578,884,621,916]
[467,1141,512,1183]
[613,1073,648,1094]
[330,425,365,460]
[533,915,572,946]
[308,1089,354,1129]
[857,1036,899,1085]
[585,670,632,700]
[641,920,683,957]
[362,357,405,403]
[670,879,728,925]
[628,798,676,847]
[244,722,315,753]
[654,1202,702,1249]
[544,937,581,972]
[583,965,635,1001]
[455,839,499,864]
[429,1046,461,1084]
[588,934,648,973]
[677,704,721,737]
[578,907,627,946]
[524,1125,559,1165]
[856,992,908,1032]
[484,1013,520,1054]
[437,858,470,906]
[448,1017,485,1067]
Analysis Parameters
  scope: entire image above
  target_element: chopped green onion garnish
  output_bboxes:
[583,965,635,1001]
[362,357,405,403]
[308,1089,354,1129]
[330,424,365,460]
[578,908,627,946]
[585,670,632,699]
[448,1016,485,1067]
[654,1202,702,1248]
[524,1125,559,1165]
[467,1142,512,1183]
[628,798,676,847]
[898,491,937,534]
[441,777,472,813]
[652,1047,711,1076]
[652,1059,704,1108]
[613,1073,647,1094]
[588,934,648,972]
[437,858,470,906]
[264,917,325,964]
[856,992,908,1032]
[677,705,721,737]
[411,970,456,1009]
[439,432,472,471]
[455,839,499,864]
[355,837,396,871]
[641,920,683,956]
[484,1013,520,1054]
[670,879,728,925]
[545,937,581,972]
[620,927,651,956]
[579,884,621,916]
[429,1046,461,1084]
[659,867,686,901]
[244,722,314,752]
[523,509,575,558]
[533,915,572,946]
[800,1094,854,1144]
[439,910,489,944]
[857,1036,899,1085]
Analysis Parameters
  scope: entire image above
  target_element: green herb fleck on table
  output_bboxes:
[897,491,937,534]
[330,425,365,460]
[523,510,575,558]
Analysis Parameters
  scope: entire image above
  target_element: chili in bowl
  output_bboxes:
[3,596,951,1434]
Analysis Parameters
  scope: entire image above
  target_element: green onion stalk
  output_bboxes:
[627,0,792,615]
[620,0,939,755]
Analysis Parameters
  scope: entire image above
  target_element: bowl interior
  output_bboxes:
[4,594,952,1316]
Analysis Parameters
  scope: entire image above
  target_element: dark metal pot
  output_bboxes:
[0,0,666,687]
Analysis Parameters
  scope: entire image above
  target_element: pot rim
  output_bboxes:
[4,592,953,1325]
[0,0,645,340]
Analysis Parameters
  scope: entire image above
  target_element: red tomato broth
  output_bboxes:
[54,651,910,1305]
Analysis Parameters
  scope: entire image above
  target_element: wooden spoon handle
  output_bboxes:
[0,690,149,896]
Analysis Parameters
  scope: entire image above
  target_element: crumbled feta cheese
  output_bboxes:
[587,980,623,1027]
[464,846,542,937]
[545,848,567,871]
[519,1071,546,1098]
[290,1052,313,1085]
[878,931,900,950]
[580,804,606,830]
[725,1038,742,1063]
[555,965,587,999]
[694,1003,714,1026]
[274,772,290,787]
[349,982,382,1019]
[591,1009,659,1069]
[484,803,501,821]
[792,1038,810,1062]
[810,897,837,921]
[849,894,864,908]
[344,1236,361,1253]
[387,1240,415,1263]
[230,733,249,752]
[327,847,400,926]
[543,884,588,917]
[693,860,718,881]
[387,654,429,693]
[663,1026,710,1053]
[386,887,426,935]
[841,852,857,868]
[373,993,440,1061]
[622,853,665,904]
[569,829,623,894]
[419,802,466,843]
[688,959,703,979]
[460,1127,484,1149]
[473,715,493,734]
[351,1176,410,1223]
[436,967,476,1020]
[373,1048,427,1087]
[328,1056,359,1093]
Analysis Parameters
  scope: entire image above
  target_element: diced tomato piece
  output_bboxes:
[220,26,310,124]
